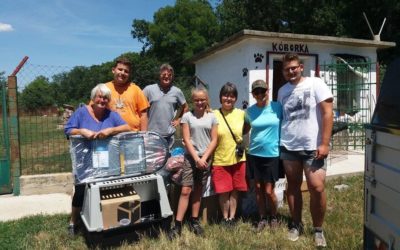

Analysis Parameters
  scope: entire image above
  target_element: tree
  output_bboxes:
[132,0,219,74]
[215,0,400,64]
[19,76,55,111]
[0,72,5,87]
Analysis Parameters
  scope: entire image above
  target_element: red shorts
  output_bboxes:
[212,161,248,193]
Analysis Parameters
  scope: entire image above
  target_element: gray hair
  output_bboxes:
[90,83,111,101]
[159,63,174,76]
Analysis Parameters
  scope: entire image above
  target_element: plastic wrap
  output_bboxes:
[164,147,185,185]
[69,132,169,184]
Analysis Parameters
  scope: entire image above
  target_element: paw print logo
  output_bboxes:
[254,53,264,63]
[242,100,249,109]
[242,68,248,77]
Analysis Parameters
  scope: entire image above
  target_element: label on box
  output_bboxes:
[92,140,109,169]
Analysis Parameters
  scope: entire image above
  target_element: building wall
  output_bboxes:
[195,37,378,110]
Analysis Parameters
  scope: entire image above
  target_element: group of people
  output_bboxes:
[64,52,333,248]
[64,58,188,236]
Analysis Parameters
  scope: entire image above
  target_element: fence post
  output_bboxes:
[7,76,21,195]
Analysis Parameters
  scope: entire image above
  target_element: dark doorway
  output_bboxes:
[272,61,285,101]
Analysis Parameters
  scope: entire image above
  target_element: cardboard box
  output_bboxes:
[100,191,141,230]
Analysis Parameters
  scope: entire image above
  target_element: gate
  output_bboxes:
[0,78,11,194]
[320,59,376,152]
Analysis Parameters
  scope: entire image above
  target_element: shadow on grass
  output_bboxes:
[82,218,171,249]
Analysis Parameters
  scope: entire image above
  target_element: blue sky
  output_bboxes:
[0,0,175,76]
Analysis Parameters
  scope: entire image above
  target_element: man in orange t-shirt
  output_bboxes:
[105,57,149,131]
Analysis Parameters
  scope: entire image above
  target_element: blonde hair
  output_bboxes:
[191,87,211,113]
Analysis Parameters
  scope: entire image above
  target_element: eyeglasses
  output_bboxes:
[252,88,268,95]
[95,95,109,100]
[283,65,300,72]
[160,73,172,78]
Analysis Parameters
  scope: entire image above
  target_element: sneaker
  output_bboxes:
[255,219,268,232]
[167,226,181,240]
[314,231,327,247]
[221,218,235,228]
[269,217,279,229]
[68,224,75,236]
[287,227,299,241]
[221,218,230,227]
[229,218,238,227]
[189,218,204,236]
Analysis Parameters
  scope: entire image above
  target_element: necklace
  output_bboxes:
[116,95,124,109]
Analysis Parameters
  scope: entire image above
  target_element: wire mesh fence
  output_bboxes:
[15,63,73,175]
[12,61,194,175]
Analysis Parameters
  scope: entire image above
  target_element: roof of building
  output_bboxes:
[189,29,396,63]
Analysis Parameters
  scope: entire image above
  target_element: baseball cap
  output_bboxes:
[251,80,267,92]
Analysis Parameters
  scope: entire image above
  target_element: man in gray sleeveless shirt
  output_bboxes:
[143,64,188,148]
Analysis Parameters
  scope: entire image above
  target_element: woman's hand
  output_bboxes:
[196,157,208,170]
[79,128,96,139]
[95,128,113,139]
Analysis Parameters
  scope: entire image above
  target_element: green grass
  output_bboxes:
[0,175,364,249]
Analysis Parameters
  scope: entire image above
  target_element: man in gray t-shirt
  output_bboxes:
[143,64,188,147]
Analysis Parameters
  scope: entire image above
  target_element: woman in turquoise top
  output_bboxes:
[244,79,282,232]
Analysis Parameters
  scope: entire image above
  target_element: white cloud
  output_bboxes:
[0,22,13,32]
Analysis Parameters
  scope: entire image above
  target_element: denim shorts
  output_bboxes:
[280,146,327,170]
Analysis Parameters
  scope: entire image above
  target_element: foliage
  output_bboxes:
[0,71,5,83]
[52,62,114,107]
[131,19,151,53]
[215,0,400,64]
[19,76,55,111]
[131,0,219,75]
[341,0,400,63]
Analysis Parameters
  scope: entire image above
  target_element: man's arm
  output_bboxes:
[171,102,189,127]
[139,110,148,131]
[316,98,333,159]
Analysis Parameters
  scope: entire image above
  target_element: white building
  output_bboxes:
[189,29,395,116]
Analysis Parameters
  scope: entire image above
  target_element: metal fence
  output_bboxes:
[0,79,12,193]
[321,61,377,152]
[15,62,73,175]
[10,60,194,176]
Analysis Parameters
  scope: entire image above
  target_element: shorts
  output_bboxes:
[280,146,327,170]
[72,184,85,207]
[212,161,248,193]
[247,155,279,183]
[181,155,210,187]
